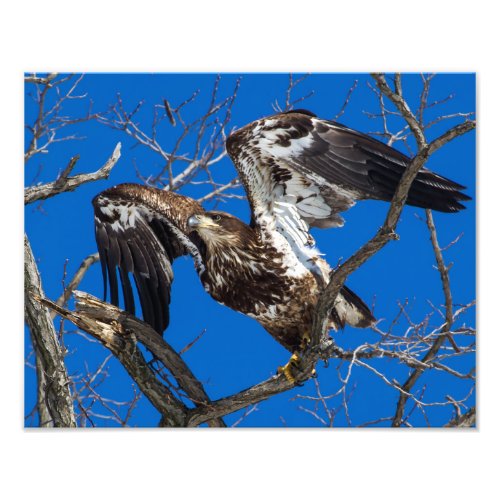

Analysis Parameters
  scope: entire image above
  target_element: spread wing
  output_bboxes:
[92,183,205,334]
[226,109,471,245]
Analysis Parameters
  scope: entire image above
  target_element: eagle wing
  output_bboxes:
[226,110,470,245]
[92,183,205,334]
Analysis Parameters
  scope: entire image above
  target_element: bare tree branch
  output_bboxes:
[25,73,99,162]
[97,75,240,202]
[24,142,121,205]
[272,73,314,112]
[391,209,463,426]
[333,80,359,121]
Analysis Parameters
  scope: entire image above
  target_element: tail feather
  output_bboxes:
[333,285,375,329]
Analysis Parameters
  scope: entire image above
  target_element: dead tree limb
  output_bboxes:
[24,235,76,427]
[25,73,99,162]
[38,292,227,427]
[35,294,188,426]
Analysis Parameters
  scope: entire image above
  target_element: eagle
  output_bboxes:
[93,109,470,379]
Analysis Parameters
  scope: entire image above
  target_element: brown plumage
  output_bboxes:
[92,109,470,353]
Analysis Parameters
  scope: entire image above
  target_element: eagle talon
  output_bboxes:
[277,352,318,384]
[277,353,302,384]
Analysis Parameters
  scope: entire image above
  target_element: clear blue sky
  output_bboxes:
[24,73,475,427]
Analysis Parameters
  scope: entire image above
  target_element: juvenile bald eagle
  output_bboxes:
[93,110,470,357]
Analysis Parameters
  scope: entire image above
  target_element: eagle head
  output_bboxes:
[187,212,255,248]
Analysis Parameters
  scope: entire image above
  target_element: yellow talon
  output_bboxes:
[278,353,302,383]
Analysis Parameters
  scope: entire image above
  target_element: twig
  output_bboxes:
[50,253,100,319]
[334,80,358,120]
[371,73,427,149]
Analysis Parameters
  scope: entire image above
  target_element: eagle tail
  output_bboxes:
[332,285,375,329]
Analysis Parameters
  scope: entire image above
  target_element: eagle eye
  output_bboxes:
[213,214,222,222]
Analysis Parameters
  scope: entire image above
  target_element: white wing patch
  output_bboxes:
[274,166,334,222]
[259,124,315,158]
[95,197,206,276]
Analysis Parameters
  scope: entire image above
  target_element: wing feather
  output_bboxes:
[118,266,135,315]
[93,183,205,334]
[226,111,471,242]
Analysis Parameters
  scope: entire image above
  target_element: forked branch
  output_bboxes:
[25,143,121,205]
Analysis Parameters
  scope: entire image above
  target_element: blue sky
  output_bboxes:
[24,73,475,427]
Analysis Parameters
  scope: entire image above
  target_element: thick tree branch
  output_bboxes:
[24,142,121,205]
[24,235,76,427]
[186,375,292,427]
[33,355,53,426]
[73,291,226,427]
[35,294,188,427]
[39,292,227,427]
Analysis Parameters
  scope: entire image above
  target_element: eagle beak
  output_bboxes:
[187,214,216,230]
[187,214,202,229]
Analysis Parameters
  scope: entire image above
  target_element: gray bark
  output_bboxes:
[24,235,76,427]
